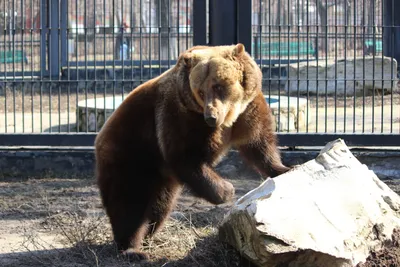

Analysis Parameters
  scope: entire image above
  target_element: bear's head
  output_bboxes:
[179,43,262,128]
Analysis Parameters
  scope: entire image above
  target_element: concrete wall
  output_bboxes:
[1,148,399,180]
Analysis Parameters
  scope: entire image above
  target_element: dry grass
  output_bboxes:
[19,209,239,267]
[0,178,241,267]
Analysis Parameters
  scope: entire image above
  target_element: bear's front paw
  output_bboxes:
[218,180,235,204]
[121,248,149,262]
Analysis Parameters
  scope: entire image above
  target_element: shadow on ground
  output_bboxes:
[0,232,256,267]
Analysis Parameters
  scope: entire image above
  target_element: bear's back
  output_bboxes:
[95,83,162,164]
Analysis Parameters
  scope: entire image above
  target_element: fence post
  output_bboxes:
[209,0,252,55]
[193,0,207,46]
[48,0,60,78]
[60,0,68,67]
[237,0,253,55]
[40,0,47,76]
[383,0,400,74]
[209,0,236,46]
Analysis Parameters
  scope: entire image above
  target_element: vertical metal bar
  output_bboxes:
[112,0,115,112]
[324,0,327,133]
[287,0,290,133]
[193,0,206,45]
[130,0,133,84]
[315,0,319,133]
[280,1,283,132]
[121,0,125,100]
[84,0,88,133]
[258,0,264,101]
[277,0,281,132]
[257,0,262,82]
[157,0,161,76]
[380,0,384,133]
[344,0,347,133]
[371,0,375,133]
[31,0,34,132]
[334,0,338,133]
[140,0,143,84]
[22,0,25,133]
[389,0,394,133]
[75,0,79,133]
[306,0,310,133]
[149,0,152,79]
[353,0,356,133]
[40,0,45,132]
[58,0,61,132]
[59,0,65,132]
[185,0,188,48]
[103,0,106,129]
[177,0,180,53]
[67,0,70,132]
[268,0,271,119]
[49,0,60,78]
[257,0,264,100]
[12,0,16,133]
[167,0,170,68]
[361,0,365,133]
[130,0,134,84]
[94,0,97,132]
[296,0,300,133]
[49,0,52,133]
[3,0,6,133]
[60,0,68,67]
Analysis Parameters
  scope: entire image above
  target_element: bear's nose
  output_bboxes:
[204,115,217,127]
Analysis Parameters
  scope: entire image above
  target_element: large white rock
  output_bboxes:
[219,139,400,267]
[284,57,398,96]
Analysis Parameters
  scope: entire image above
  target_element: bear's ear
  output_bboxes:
[180,52,193,68]
[233,43,245,56]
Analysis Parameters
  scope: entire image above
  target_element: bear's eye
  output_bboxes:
[213,85,222,92]
[213,84,226,98]
[198,90,204,99]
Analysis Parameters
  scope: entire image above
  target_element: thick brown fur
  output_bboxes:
[94,43,291,261]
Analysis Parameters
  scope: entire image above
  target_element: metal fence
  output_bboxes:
[0,0,399,147]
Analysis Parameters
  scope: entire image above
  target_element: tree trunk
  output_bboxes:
[345,0,352,49]
[315,0,328,55]
[367,0,376,36]
[276,0,281,26]
[156,0,176,61]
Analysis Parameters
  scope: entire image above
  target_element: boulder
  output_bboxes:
[218,139,400,267]
[285,57,398,96]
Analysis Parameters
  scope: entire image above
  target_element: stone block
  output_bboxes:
[285,57,398,96]
[219,139,400,267]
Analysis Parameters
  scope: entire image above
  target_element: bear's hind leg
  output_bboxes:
[98,169,154,261]
[147,176,182,237]
[107,199,150,261]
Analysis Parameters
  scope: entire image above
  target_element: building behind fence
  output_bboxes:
[0,0,399,147]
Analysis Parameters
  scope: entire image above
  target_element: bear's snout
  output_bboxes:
[204,114,217,127]
[204,104,222,127]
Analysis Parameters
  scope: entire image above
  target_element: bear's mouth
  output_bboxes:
[204,114,218,127]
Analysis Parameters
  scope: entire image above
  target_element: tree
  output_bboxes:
[155,0,177,61]
[312,0,352,54]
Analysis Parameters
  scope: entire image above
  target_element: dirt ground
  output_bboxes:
[0,160,262,267]
[1,162,400,267]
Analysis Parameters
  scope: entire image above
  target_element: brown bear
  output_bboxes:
[94,43,290,261]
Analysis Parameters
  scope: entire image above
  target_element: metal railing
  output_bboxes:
[0,0,399,147]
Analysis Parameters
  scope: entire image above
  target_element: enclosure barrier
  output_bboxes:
[0,0,399,147]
